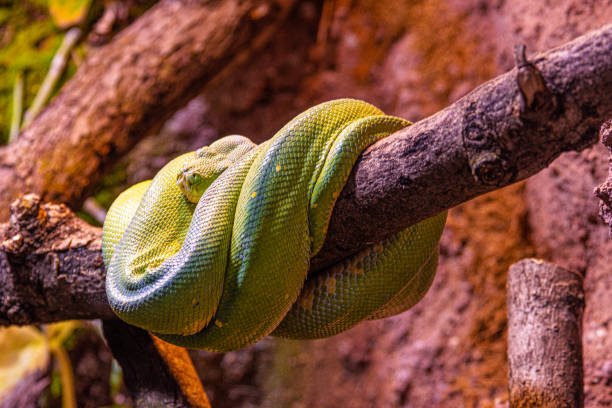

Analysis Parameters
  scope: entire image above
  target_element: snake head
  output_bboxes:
[177,167,208,203]
[177,151,233,203]
[177,136,256,203]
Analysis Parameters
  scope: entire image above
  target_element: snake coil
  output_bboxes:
[103,99,446,352]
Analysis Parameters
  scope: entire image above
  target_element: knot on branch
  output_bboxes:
[469,151,509,186]
[462,102,514,186]
[3,194,47,254]
[514,44,557,119]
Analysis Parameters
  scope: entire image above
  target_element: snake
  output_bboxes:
[102,99,446,352]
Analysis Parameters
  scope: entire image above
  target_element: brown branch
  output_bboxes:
[0,0,295,221]
[0,25,610,325]
[102,320,207,407]
[0,194,113,325]
[507,259,584,408]
[312,23,612,270]
[0,196,209,407]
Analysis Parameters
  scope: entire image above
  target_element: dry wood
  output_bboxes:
[0,26,610,325]
[507,259,584,408]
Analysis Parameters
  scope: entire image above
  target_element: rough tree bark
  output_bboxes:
[0,26,609,326]
[507,259,584,408]
[0,0,295,221]
[595,120,612,232]
[0,194,113,325]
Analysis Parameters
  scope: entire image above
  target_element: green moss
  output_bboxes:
[0,2,70,143]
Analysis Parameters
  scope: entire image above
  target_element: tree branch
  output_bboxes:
[312,23,612,270]
[0,0,295,221]
[0,194,112,325]
[0,25,610,325]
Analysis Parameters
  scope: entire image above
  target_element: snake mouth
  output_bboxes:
[177,168,205,203]
[176,171,189,193]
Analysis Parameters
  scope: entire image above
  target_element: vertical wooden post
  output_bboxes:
[507,259,584,408]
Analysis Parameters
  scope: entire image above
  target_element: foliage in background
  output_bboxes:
[49,0,93,28]
[0,1,71,143]
[0,322,82,406]
[0,2,152,405]
[0,326,49,399]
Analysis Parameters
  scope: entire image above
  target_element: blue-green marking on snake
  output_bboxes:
[102,99,446,352]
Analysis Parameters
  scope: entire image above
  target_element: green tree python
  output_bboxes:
[102,99,446,352]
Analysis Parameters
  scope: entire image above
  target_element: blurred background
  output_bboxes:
[0,0,610,407]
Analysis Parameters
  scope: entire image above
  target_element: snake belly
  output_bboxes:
[102,99,447,352]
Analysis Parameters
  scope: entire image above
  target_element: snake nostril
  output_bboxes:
[177,170,190,187]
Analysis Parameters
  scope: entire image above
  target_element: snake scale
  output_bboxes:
[102,99,446,352]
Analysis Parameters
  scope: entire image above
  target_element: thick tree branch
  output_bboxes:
[0,25,610,325]
[312,24,612,270]
[0,0,294,221]
[0,194,112,325]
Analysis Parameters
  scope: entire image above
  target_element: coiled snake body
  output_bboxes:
[103,99,446,352]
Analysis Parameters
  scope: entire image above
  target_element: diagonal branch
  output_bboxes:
[0,0,295,221]
[312,23,612,270]
[0,25,611,326]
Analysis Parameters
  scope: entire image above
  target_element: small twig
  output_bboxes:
[23,28,82,127]
[513,44,556,116]
[310,0,336,61]
[507,259,584,408]
[88,1,129,46]
[8,72,23,143]
[150,335,212,408]
[49,344,77,408]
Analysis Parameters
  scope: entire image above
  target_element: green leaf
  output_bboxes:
[0,326,50,399]
[48,0,92,29]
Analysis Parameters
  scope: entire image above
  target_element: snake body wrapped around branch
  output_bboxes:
[102,99,446,352]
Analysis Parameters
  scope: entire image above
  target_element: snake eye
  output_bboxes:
[187,173,201,185]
